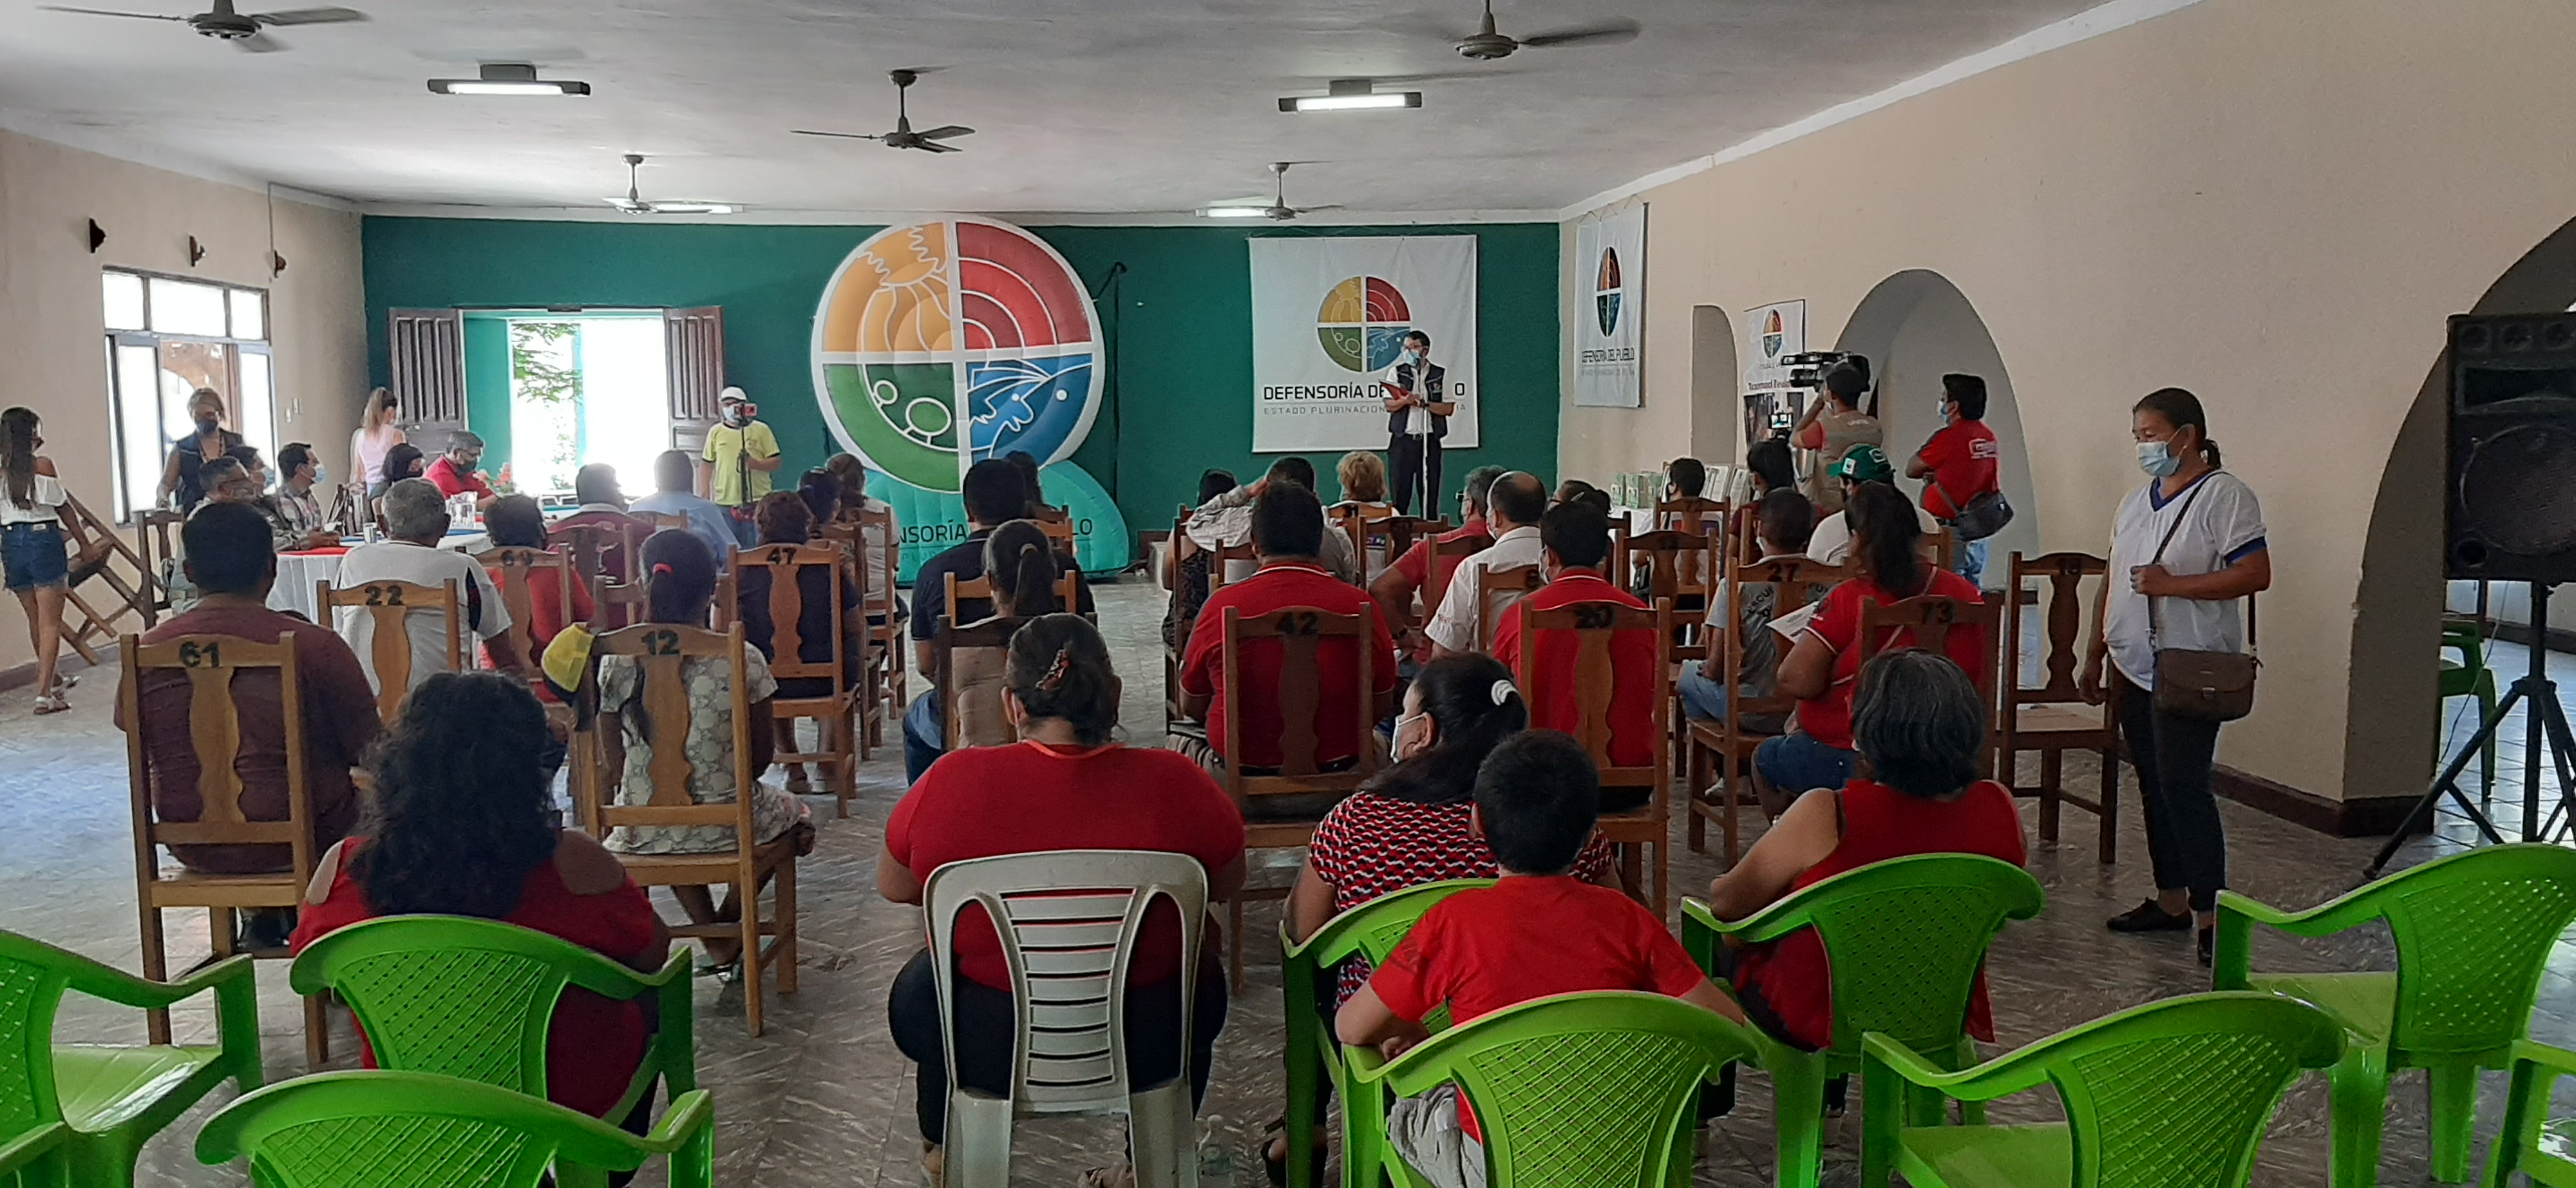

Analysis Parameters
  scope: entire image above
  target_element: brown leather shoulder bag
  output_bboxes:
[2146,478,2259,722]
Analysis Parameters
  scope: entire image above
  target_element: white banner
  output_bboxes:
[1741,299,1808,392]
[1574,206,1645,407]
[1249,236,1479,452]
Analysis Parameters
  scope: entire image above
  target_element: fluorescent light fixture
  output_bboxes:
[647,202,737,215]
[429,62,590,97]
[1199,206,1269,218]
[1278,79,1421,113]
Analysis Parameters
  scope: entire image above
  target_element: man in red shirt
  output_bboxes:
[1906,372,2001,587]
[1178,481,1397,777]
[1370,463,1501,671]
[422,430,500,513]
[1491,499,1659,778]
[1336,732,1743,1181]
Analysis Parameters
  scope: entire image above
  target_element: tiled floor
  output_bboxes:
[6,577,2568,1186]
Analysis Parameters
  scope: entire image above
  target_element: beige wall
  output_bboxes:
[1561,0,2576,803]
[0,128,366,673]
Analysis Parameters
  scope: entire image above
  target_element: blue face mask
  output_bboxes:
[312,463,328,485]
[2136,439,2183,478]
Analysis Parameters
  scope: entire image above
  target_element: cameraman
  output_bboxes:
[1792,359,1880,515]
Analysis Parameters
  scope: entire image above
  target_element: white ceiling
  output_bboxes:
[0,0,2107,219]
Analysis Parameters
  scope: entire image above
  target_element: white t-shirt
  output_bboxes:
[1425,524,1543,655]
[2104,470,2267,690]
[1803,504,1942,567]
[331,539,513,696]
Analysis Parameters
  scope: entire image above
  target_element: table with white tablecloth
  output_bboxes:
[268,530,489,621]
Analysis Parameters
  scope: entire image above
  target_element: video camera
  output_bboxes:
[1781,350,1853,391]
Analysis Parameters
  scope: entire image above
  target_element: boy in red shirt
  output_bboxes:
[1336,731,1744,1187]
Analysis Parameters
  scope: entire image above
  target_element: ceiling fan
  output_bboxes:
[791,69,975,153]
[604,155,735,216]
[1452,0,1638,60]
[39,0,364,52]
[1205,163,1344,221]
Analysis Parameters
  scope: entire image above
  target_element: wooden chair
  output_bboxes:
[1417,533,1490,633]
[1473,564,1544,653]
[120,632,330,1066]
[581,622,799,1037]
[1204,538,1260,592]
[58,492,156,664]
[641,512,692,533]
[1654,495,1729,535]
[2000,551,2121,863]
[561,522,650,628]
[1683,553,1847,863]
[472,546,574,680]
[933,616,1024,750]
[135,510,187,624]
[1330,503,1401,577]
[841,507,905,752]
[1215,604,1382,989]
[1621,528,1720,776]
[733,543,859,819]
[1511,600,1677,915]
[316,578,461,723]
[1034,515,1077,554]
[1927,525,1958,573]
[944,570,1079,626]
[1857,589,2007,775]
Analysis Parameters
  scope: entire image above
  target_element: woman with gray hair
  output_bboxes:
[1698,647,2026,1058]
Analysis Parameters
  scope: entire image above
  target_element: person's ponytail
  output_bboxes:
[983,520,1060,618]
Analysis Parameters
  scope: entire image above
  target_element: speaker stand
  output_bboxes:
[2369,580,2576,878]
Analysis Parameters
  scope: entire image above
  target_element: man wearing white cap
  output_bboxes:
[698,386,781,509]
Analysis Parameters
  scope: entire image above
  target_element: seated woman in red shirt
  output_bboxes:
[483,495,594,658]
[1703,647,2026,1093]
[290,670,670,1139]
[1752,481,1986,815]
[878,613,1248,1184]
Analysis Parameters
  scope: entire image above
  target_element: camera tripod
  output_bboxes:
[2369,580,2576,878]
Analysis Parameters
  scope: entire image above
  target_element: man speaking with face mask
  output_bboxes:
[698,386,782,511]
[1379,330,1455,516]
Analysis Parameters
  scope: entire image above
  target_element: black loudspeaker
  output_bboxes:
[2448,312,2576,580]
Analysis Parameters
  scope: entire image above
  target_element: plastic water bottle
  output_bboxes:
[1197,1112,1238,1184]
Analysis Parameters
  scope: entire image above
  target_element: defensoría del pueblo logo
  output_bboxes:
[1316,275,1412,372]
[811,217,1102,494]
[1595,247,1622,336]
[1761,307,1786,360]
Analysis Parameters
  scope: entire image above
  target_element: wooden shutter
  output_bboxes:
[387,308,466,437]
[665,306,726,446]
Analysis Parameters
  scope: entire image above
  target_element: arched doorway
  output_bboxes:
[2345,214,2576,815]
[1689,305,1738,468]
[1833,270,2041,563]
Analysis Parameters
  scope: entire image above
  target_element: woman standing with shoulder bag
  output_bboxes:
[2079,387,2271,966]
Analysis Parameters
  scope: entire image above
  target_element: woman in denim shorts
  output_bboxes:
[1,408,80,714]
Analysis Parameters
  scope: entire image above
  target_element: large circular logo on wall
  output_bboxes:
[1316,274,1412,372]
[810,216,1102,493]
[1594,247,1623,336]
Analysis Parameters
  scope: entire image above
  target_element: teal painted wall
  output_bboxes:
[461,316,510,470]
[361,218,1558,548]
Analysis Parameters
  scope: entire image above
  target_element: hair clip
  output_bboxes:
[651,562,675,577]
[1039,645,1074,692]
[1490,678,1517,706]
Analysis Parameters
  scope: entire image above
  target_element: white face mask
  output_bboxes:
[1393,709,1432,761]
[2136,439,2183,478]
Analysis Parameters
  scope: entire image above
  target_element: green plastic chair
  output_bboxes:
[1680,854,2045,1188]
[1346,991,1756,1188]
[289,915,694,1123]
[2213,844,2576,1187]
[0,929,263,1187]
[1278,879,1491,1188]
[194,1069,714,1188]
[2480,1039,2576,1187]
[2438,622,2498,794]
[1859,991,2344,1188]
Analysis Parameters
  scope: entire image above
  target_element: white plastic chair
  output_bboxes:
[925,849,1211,1188]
